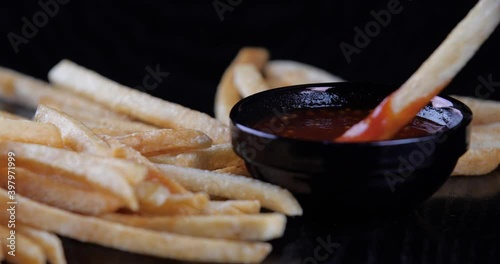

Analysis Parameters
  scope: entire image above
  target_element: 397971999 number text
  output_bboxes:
[6,151,17,257]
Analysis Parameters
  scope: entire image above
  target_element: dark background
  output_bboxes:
[1,2,500,263]
[0,0,498,116]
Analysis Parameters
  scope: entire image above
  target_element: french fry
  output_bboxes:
[104,136,187,193]
[214,47,270,125]
[35,105,112,155]
[80,117,157,134]
[0,191,272,263]
[114,129,213,156]
[338,0,500,142]
[101,213,286,241]
[49,60,230,143]
[264,60,343,88]
[214,165,251,177]
[0,110,25,120]
[0,225,46,264]
[0,66,25,102]
[204,200,261,215]
[91,127,142,137]
[157,164,303,216]
[233,63,270,97]
[134,181,208,215]
[453,148,499,175]
[0,167,123,215]
[0,142,141,210]
[452,127,500,175]
[15,224,66,264]
[0,69,127,122]
[149,143,243,170]
[12,76,130,120]
[0,118,64,148]
[147,154,177,165]
[37,93,130,121]
[103,137,210,215]
[40,95,157,131]
[451,95,500,125]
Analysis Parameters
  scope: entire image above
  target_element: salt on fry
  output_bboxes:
[0,141,141,211]
[157,164,303,216]
[49,60,230,143]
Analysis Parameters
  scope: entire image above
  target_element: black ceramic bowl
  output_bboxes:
[230,82,472,218]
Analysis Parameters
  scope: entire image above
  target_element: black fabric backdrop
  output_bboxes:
[0,0,499,115]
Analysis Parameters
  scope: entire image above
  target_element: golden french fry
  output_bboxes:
[0,69,127,122]
[264,60,343,88]
[147,154,177,164]
[452,128,500,175]
[214,165,251,177]
[0,167,123,215]
[35,105,112,155]
[453,148,499,175]
[0,66,25,102]
[49,60,230,143]
[471,122,500,134]
[0,142,141,210]
[115,129,213,156]
[452,95,500,125]
[104,136,187,193]
[157,164,303,216]
[37,92,130,121]
[80,117,157,134]
[214,47,270,125]
[149,143,243,170]
[0,191,272,263]
[12,76,130,121]
[134,181,208,215]
[233,63,270,97]
[0,225,46,264]
[204,200,261,215]
[0,119,63,148]
[40,96,157,132]
[0,110,25,120]
[15,224,66,264]
[91,127,142,137]
[103,137,210,215]
[101,213,286,241]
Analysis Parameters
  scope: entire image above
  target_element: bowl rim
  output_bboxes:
[229,82,473,147]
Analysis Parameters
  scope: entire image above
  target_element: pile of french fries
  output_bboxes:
[0,60,304,264]
[0,47,498,264]
[214,47,500,176]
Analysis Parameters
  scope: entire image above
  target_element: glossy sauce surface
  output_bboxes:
[252,107,444,141]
